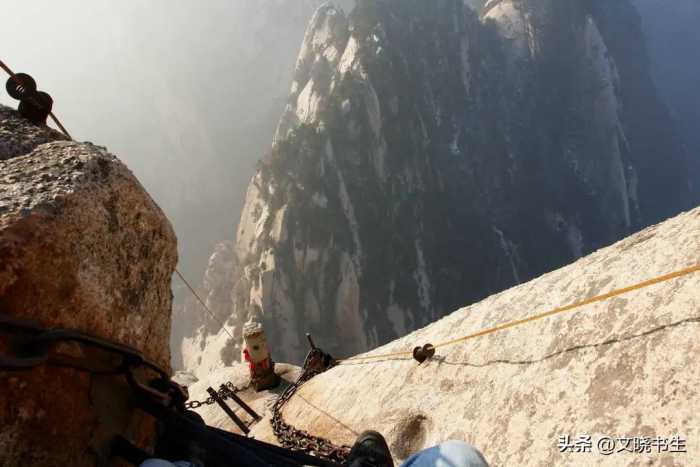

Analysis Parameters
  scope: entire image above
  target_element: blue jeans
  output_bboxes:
[140,461,196,467]
[400,441,489,467]
[140,441,489,467]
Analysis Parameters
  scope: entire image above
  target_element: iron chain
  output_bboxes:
[271,349,351,464]
[185,381,248,409]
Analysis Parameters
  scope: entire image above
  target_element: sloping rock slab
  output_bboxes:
[275,207,700,466]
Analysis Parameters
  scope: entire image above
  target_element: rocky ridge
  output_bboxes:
[0,104,177,466]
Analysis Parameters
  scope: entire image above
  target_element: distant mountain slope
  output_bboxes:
[169,0,338,368]
[182,0,693,370]
[633,0,700,199]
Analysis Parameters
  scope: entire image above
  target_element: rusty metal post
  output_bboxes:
[206,386,249,434]
[306,333,317,350]
[226,390,261,421]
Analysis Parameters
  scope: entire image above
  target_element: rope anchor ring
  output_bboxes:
[5,73,36,99]
[4,71,54,125]
[412,343,435,363]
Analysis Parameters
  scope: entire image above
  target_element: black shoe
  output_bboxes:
[346,430,394,467]
[154,410,207,467]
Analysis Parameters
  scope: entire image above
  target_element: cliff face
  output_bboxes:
[161,0,346,280]
[167,0,327,354]
[176,241,242,377]
[190,206,700,466]
[186,0,693,368]
[272,205,700,466]
[0,105,177,466]
[633,0,700,200]
[169,0,358,370]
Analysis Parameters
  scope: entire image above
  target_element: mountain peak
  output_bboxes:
[183,0,693,369]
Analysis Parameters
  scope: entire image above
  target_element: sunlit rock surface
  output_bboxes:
[0,105,177,466]
[275,206,700,466]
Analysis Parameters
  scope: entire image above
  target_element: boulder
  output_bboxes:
[269,206,700,466]
[0,105,177,466]
[0,105,68,161]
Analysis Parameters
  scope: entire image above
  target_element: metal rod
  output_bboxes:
[306,333,316,350]
[0,57,72,140]
[227,390,261,421]
[207,387,249,434]
[0,59,16,78]
[175,269,234,339]
[49,112,71,139]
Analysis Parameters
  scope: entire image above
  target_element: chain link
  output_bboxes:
[183,344,351,463]
[185,381,249,409]
[271,349,351,464]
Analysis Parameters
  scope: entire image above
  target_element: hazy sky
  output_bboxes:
[1,0,329,278]
[4,0,693,283]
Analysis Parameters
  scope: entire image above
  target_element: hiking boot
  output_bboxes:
[346,430,394,467]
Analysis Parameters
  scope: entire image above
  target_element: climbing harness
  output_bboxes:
[272,334,352,464]
[0,313,350,463]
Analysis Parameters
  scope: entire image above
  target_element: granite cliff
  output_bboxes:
[170,0,355,371]
[180,0,693,370]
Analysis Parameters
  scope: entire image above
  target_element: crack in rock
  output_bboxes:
[436,316,700,368]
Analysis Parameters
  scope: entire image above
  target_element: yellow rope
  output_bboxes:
[338,262,700,363]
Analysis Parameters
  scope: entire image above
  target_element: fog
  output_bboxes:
[0,0,336,279]
[2,0,695,285]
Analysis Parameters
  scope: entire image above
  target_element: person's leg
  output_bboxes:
[347,430,395,467]
[400,440,489,467]
[139,460,197,467]
[140,461,176,467]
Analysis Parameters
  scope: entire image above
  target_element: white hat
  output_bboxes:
[243,319,263,338]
